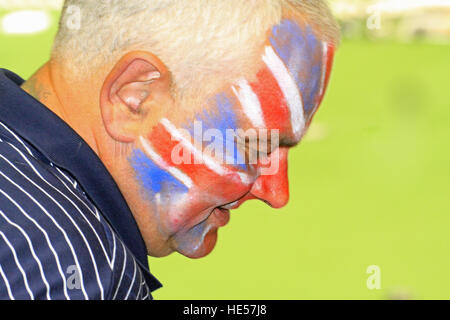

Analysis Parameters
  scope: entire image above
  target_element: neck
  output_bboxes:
[20,62,155,253]
[21,61,100,155]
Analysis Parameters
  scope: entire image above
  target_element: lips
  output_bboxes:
[219,200,239,210]
[169,200,241,257]
[212,207,230,227]
[171,207,228,258]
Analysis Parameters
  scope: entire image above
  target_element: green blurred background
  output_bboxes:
[1,0,449,299]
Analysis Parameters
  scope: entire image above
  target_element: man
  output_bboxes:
[0,0,339,299]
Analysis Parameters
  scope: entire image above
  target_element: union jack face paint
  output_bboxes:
[130,18,336,258]
[233,19,335,139]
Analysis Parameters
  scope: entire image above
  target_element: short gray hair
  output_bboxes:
[52,0,339,101]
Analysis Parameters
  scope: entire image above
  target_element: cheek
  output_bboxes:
[130,149,189,198]
[131,100,254,211]
[144,121,250,192]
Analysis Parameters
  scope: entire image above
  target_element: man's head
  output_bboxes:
[49,0,340,258]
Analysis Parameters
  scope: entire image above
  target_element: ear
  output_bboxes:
[100,51,171,143]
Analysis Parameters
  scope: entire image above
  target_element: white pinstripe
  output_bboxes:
[124,259,137,300]
[111,230,117,268]
[0,264,14,300]
[142,286,150,300]
[136,271,143,299]
[0,230,34,299]
[0,209,51,299]
[0,186,70,299]
[0,152,112,270]
[0,122,34,156]
[2,142,107,298]
[0,170,89,299]
[54,167,101,221]
[54,167,77,186]
[112,244,127,300]
[0,122,151,300]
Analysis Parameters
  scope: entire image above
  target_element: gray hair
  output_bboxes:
[52,0,339,100]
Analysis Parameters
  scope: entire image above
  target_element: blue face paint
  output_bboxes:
[176,220,211,255]
[269,19,324,122]
[131,150,189,196]
[184,92,247,170]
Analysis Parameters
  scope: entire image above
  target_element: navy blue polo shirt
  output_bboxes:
[0,69,162,300]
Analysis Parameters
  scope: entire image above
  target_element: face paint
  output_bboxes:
[131,149,190,196]
[132,19,334,201]
[270,20,321,117]
[129,18,336,258]
[184,92,247,171]
[315,42,335,121]
[140,117,251,197]
[231,20,335,141]
[186,93,238,137]
[138,136,193,190]
[233,64,292,134]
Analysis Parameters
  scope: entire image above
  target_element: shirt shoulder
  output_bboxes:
[102,224,152,300]
[0,124,150,299]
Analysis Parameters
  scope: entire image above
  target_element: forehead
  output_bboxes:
[203,18,335,146]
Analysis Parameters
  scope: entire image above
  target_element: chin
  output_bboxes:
[147,245,175,258]
[174,227,219,259]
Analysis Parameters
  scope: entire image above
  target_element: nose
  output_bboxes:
[249,147,290,209]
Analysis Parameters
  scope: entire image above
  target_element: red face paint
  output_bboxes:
[146,121,251,198]
[130,20,337,259]
[250,67,292,134]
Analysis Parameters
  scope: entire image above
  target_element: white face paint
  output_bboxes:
[129,18,336,259]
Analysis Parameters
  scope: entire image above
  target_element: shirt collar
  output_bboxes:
[0,69,162,291]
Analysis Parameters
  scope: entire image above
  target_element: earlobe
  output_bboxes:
[100,52,168,143]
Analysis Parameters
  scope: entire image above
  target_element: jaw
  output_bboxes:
[146,220,219,259]
[170,216,220,258]
[140,192,229,258]
[146,241,175,258]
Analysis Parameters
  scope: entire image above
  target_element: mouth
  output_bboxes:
[219,200,240,210]
[170,207,230,258]
[213,200,242,227]
[212,207,230,227]
[169,200,242,258]
[189,200,241,229]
